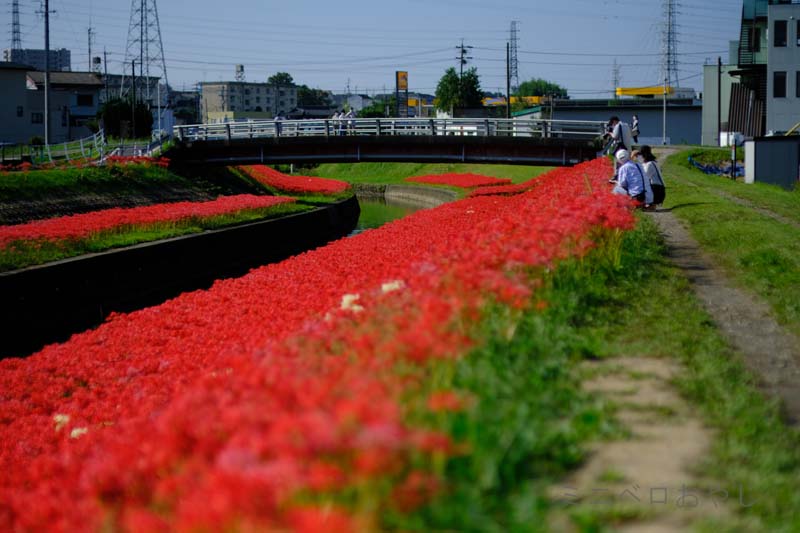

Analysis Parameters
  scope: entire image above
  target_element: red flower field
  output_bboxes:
[405,173,512,188]
[0,158,635,531]
[239,165,350,195]
[0,194,295,250]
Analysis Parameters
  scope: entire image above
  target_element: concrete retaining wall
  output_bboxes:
[0,196,360,358]
[383,184,459,208]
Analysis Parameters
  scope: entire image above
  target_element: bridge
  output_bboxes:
[171,118,606,167]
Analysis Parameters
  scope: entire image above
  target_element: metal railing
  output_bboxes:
[1,130,107,166]
[174,118,606,143]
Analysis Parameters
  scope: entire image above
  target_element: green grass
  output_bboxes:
[307,163,553,185]
[0,203,311,272]
[662,151,800,336]
[585,217,800,532]
[389,216,800,531]
[671,149,800,222]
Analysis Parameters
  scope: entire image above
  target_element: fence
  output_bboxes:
[0,130,107,166]
[174,118,606,143]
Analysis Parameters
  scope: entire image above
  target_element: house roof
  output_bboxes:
[0,62,34,71]
[27,71,103,87]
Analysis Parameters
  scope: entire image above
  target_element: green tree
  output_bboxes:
[99,98,153,138]
[435,67,484,112]
[460,67,484,107]
[296,85,331,107]
[358,96,397,118]
[517,78,568,98]
[267,72,295,86]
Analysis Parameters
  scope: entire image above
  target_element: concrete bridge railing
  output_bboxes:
[174,118,606,143]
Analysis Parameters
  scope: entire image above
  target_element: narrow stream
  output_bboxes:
[350,197,427,235]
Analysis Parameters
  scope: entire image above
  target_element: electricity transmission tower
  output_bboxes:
[612,58,621,98]
[120,0,169,105]
[11,0,22,50]
[662,0,680,88]
[509,21,520,93]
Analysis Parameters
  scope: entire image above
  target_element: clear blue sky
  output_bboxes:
[11,0,743,97]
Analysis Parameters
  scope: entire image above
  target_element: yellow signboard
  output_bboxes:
[396,71,408,91]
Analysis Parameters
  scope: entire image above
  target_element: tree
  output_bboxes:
[517,78,568,99]
[358,96,396,118]
[267,72,295,86]
[99,97,153,139]
[435,68,461,112]
[296,85,332,107]
[460,67,484,107]
[435,67,484,112]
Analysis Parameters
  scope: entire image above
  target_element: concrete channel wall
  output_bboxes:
[353,183,459,208]
[0,196,360,359]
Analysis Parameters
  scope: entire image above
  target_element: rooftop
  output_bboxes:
[27,71,103,87]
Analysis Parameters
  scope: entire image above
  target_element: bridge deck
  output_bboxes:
[172,135,602,167]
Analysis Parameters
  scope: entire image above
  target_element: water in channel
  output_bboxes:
[350,197,427,236]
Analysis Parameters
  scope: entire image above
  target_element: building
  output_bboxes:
[199,81,298,122]
[26,71,103,143]
[3,48,71,72]
[702,63,739,146]
[100,74,166,108]
[766,1,800,133]
[0,66,103,144]
[550,98,702,145]
[0,62,34,144]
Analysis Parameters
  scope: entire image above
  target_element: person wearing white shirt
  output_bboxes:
[607,116,635,181]
[640,145,665,206]
[612,149,650,206]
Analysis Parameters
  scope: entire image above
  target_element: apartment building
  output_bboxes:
[199,81,297,122]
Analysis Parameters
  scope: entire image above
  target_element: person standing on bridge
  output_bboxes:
[631,114,640,143]
[344,108,356,135]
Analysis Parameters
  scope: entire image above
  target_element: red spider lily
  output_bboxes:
[0,157,634,531]
[239,165,350,195]
[406,173,512,189]
[105,155,170,168]
[0,194,295,250]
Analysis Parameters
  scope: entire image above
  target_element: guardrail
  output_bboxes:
[1,130,107,166]
[174,118,606,143]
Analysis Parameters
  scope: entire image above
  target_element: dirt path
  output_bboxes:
[549,357,729,532]
[648,210,800,423]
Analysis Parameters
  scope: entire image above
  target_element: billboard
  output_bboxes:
[395,71,409,117]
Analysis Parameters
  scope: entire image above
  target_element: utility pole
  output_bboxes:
[717,56,722,147]
[88,28,94,71]
[104,48,109,103]
[612,59,621,99]
[132,60,137,139]
[662,74,668,145]
[43,0,52,145]
[456,39,473,108]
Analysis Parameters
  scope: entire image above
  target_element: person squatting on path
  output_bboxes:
[612,149,654,209]
[640,145,666,206]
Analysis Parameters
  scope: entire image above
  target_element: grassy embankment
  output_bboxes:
[662,149,800,337]
[393,215,800,531]
[0,164,327,271]
[308,162,553,186]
